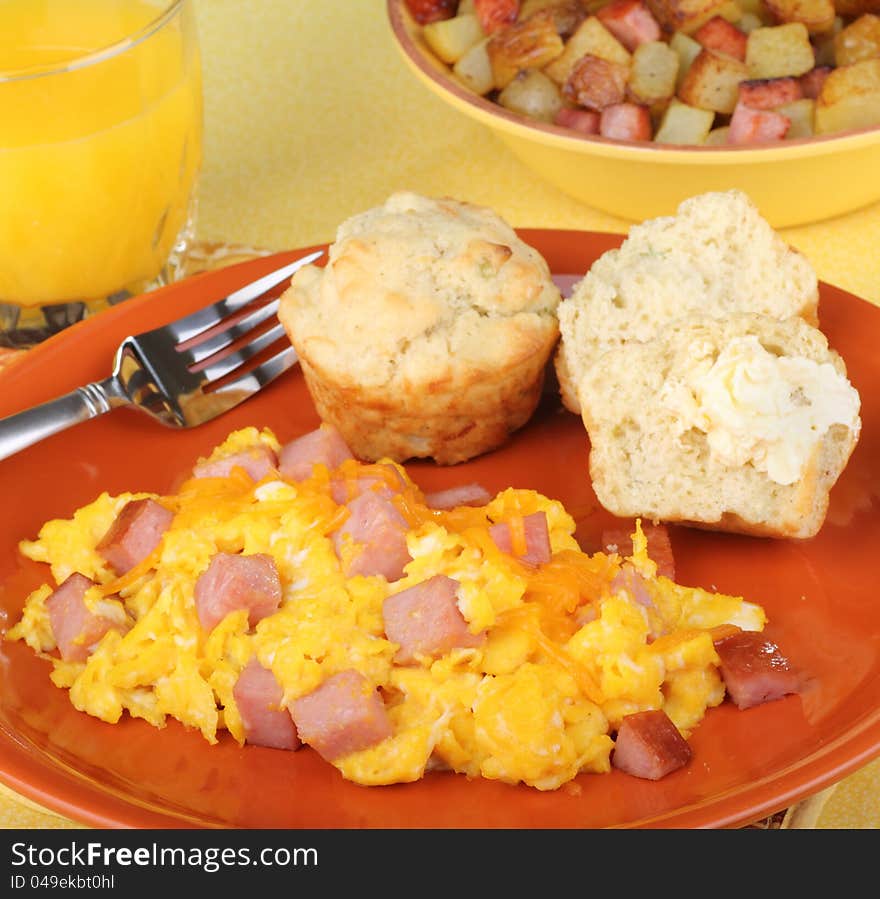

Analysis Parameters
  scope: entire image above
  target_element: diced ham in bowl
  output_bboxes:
[403,0,880,146]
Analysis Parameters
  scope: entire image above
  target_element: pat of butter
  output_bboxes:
[662,336,860,485]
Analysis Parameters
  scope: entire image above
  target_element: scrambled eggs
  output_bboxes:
[8,426,766,790]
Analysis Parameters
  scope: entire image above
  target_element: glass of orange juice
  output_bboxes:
[0,0,203,347]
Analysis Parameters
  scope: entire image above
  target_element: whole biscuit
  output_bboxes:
[279,192,561,464]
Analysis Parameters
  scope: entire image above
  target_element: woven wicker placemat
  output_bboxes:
[0,242,834,829]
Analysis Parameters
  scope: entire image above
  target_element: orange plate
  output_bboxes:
[0,230,878,830]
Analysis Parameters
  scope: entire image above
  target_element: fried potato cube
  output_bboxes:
[423,13,485,63]
[453,37,495,94]
[814,56,880,132]
[628,40,680,102]
[520,0,587,36]
[813,17,845,65]
[745,23,816,77]
[703,123,732,142]
[678,47,749,112]
[520,0,568,14]
[580,0,620,11]
[738,11,765,32]
[775,96,816,135]
[645,0,741,34]
[563,52,630,107]
[487,9,565,87]
[544,16,632,84]
[498,68,566,120]
[831,0,880,17]
[670,30,704,87]
[737,0,766,15]
[654,96,717,141]
[763,0,836,34]
[835,14,880,66]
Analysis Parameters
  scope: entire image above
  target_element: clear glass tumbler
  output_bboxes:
[0,0,203,348]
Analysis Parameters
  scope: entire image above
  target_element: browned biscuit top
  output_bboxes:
[278,191,561,392]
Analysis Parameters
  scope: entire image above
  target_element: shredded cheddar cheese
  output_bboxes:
[7,426,769,792]
[508,515,528,559]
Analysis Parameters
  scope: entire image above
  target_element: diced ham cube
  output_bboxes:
[330,476,387,505]
[610,563,655,610]
[403,0,456,25]
[602,522,675,580]
[693,16,748,61]
[383,575,485,664]
[597,0,661,52]
[329,464,406,505]
[599,103,652,141]
[333,490,412,582]
[291,669,392,762]
[474,0,519,34]
[192,445,279,482]
[46,573,121,662]
[489,510,552,567]
[233,659,301,750]
[563,54,628,110]
[194,552,282,632]
[96,498,174,576]
[278,424,354,482]
[612,709,693,780]
[714,630,801,710]
[738,77,803,110]
[554,106,600,135]
[800,66,832,100]
[727,102,790,145]
[423,483,492,510]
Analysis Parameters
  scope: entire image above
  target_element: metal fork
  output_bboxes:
[0,249,323,462]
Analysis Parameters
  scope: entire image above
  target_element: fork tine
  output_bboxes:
[205,346,298,407]
[181,297,281,366]
[162,249,323,344]
[197,322,287,382]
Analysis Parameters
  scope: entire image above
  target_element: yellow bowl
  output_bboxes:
[387,0,880,228]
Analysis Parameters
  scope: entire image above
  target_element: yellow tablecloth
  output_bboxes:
[2,0,879,829]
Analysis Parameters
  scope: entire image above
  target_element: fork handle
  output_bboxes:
[0,377,129,463]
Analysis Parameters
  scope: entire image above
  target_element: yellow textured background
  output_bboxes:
[1,0,878,828]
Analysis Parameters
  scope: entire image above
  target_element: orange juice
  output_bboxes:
[0,0,202,309]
